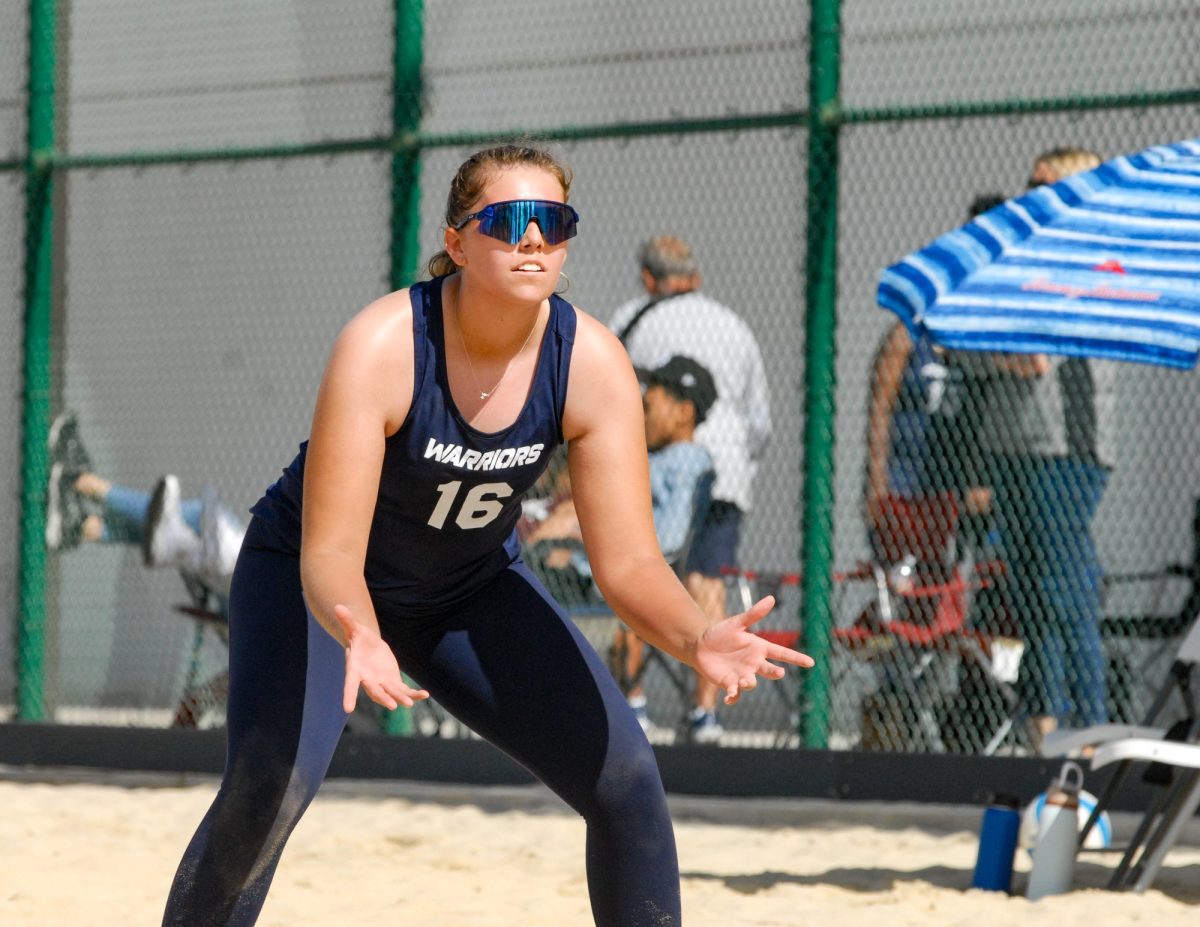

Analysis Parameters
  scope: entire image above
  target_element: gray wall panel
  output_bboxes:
[54,154,390,706]
[0,5,28,159]
[66,0,393,154]
[0,177,23,705]
[843,0,1198,108]
[423,0,807,135]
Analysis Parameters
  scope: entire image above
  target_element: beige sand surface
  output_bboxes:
[1,771,1197,926]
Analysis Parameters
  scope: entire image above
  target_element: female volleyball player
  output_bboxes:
[161,144,813,927]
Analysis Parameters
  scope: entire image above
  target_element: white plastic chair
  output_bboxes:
[1043,610,1199,891]
[1089,734,1200,891]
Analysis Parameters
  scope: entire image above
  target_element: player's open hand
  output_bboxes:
[693,595,815,706]
[332,604,430,713]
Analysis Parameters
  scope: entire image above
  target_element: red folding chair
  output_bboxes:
[832,491,1026,753]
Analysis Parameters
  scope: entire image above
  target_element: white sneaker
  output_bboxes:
[628,695,653,733]
[143,475,202,569]
[688,708,724,745]
[196,490,245,601]
[45,461,67,551]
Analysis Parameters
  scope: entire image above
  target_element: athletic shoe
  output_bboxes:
[628,695,652,733]
[45,461,91,550]
[44,412,95,551]
[48,410,92,475]
[687,708,723,745]
[143,475,202,568]
[195,488,244,601]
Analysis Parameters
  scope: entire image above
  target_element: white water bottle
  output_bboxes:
[1026,761,1083,900]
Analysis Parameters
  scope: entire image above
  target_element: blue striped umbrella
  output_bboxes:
[878,137,1200,369]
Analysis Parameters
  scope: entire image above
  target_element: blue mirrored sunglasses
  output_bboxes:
[454,199,579,245]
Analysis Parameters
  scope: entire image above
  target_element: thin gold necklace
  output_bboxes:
[450,302,541,400]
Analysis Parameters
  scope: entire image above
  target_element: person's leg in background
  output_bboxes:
[53,468,210,574]
[1036,457,1110,728]
[991,454,1066,742]
[609,624,653,731]
[142,476,247,603]
[43,412,243,609]
[73,474,204,545]
[682,500,742,745]
[45,411,104,551]
[683,572,725,741]
[44,410,205,552]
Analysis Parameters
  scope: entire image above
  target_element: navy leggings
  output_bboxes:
[162,537,680,926]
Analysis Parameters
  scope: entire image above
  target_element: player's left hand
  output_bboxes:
[693,595,815,705]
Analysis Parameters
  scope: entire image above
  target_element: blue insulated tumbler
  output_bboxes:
[971,793,1021,892]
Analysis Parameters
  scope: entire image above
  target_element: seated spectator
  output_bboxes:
[44,411,245,606]
[526,356,717,733]
[524,477,597,606]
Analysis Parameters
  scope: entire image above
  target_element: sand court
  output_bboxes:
[2,770,1198,926]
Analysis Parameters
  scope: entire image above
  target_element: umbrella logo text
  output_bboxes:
[1020,278,1161,303]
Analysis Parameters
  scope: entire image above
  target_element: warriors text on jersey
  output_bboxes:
[248,278,576,613]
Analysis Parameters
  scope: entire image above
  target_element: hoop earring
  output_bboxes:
[555,270,571,295]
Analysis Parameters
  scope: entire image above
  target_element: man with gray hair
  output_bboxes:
[609,235,772,743]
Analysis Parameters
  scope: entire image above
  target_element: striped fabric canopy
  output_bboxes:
[877,137,1200,369]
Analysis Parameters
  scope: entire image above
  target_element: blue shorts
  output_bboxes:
[684,500,742,578]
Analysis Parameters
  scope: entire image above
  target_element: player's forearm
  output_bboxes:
[299,547,379,646]
[866,415,891,497]
[593,554,708,665]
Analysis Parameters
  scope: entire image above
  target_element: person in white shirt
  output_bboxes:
[609,236,772,743]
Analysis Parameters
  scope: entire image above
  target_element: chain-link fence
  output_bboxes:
[4,1,1199,756]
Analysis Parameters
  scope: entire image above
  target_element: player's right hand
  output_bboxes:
[332,603,430,713]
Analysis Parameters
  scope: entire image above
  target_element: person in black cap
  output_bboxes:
[616,355,718,732]
[638,356,718,562]
[526,355,720,735]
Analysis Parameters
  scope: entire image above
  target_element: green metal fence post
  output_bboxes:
[390,0,424,292]
[800,0,841,748]
[382,0,425,736]
[17,0,60,721]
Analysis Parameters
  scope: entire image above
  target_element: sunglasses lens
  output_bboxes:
[479,201,578,245]
[533,202,578,244]
[476,202,519,243]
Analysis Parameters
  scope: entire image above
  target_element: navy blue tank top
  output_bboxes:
[249,278,577,612]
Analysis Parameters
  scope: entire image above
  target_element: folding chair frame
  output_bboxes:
[1090,730,1200,891]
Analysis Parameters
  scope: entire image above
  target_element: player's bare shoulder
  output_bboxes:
[569,306,631,369]
[563,306,642,440]
[328,288,413,376]
[329,288,417,432]
[343,288,415,352]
